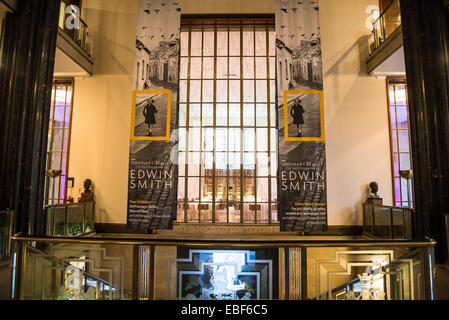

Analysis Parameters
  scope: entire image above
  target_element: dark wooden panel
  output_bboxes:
[400,0,449,262]
[0,0,60,235]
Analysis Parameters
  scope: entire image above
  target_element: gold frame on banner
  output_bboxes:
[130,90,172,141]
[283,90,325,142]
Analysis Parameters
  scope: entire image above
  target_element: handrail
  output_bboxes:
[372,0,397,27]
[11,235,437,248]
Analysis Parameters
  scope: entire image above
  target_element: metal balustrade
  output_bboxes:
[45,202,95,237]
[10,234,436,300]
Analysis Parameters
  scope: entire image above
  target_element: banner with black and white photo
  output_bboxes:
[127,0,181,231]
[276,0,328,232]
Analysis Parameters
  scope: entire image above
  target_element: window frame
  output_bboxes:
[178,18,278,225]
[386,76,414,208]
[45,79,75,206]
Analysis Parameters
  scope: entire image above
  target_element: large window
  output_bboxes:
[177,19,278,224]
[387,78,413,207]
[45,81,74,206]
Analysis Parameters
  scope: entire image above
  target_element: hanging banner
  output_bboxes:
[127,0,181,231]
[276,0,328,232]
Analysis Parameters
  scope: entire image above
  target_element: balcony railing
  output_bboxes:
[363,203,414,240]
[372,0,402,52]
[11,235,436,300]
[45,202,95,237]
[0,210,13,259]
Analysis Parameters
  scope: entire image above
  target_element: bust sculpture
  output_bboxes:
[83,179,92,193]
[369,182,380,199]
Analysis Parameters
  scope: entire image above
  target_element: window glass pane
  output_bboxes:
[179,128,186,151]
[269,57,276,79]
[243,57,254,79]
[243,80,254,102]
[271,128,278,151]
[271,153,277,176]
[243,104,255,126]
[270,104,277,127]
[257,178,269,202]
[189,104,201,127]
[180,31,189,56]
[256,104,268,127]
[256,80,267,102]
[229,80,240,102]
[216,80,228,102]
[243,128,255,151]
[391,130,398,152]
[50,152,62,170]
[229,57,240,79]
[187,178,200,202]
[190,80,201,102]
[217,57,228,78]
[390,107,397,128]
[392,153,400,177]
[179,104,186,127]
[204,152,213,171]
[229,104,240,127]
[229,30,240,56]
[203,57,214,79]
[191,31,202,56]
[202,104,213,126]
[396,106,408,128]
[229,151,241,169]
[203,80,214,102]
[229,129,241,152]
[51,129,64,151]
[270,80,276,103]
[216,104,227,126]
[256,57,267,79]
[179,152,186,176]
[216,129,227,152]
[243,152,255,170]
[396,86,407,105]
[203,128,214,151]
[178,177,185,202]
[217,31,228,56]
[398,130,410,153]
[256,128,268,152]
[203,31,214,56]
[189,128,201,151]
[389,85,396,105]
[269,31,276,56]
[188,152,200,176]
[179,80,187,102]
[256,153,269,176]
[179,57,188,79]
[399,153,411,171]
[216,152,227,171]
[243,30,254,56]
[255,31,267,56]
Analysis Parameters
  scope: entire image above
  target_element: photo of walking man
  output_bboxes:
[290,97,306,137]
[143,98,158,136]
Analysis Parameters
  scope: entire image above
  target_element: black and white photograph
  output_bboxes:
[276,0,328,232]
[132,91,170,139]
[285,92,322,139]
[134,0,180,92]
[127,0,181,231]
